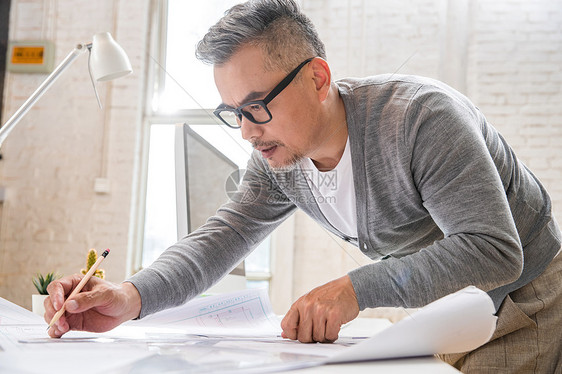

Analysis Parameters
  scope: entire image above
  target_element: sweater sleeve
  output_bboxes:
[349,88,523,310]
[127,152,296,318]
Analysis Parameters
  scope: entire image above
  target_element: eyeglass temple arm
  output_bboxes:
[262,57,314,105]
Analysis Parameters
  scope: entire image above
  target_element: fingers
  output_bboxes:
[296,303,332,343]
[311,315,327,343]
[46,274,105,312]
[44,274,106,338]
[324,313,340,342]
[44,302,70,338]
[46,279,66,311]
[65,288,108,314]
[280,305,299,340]
[44,275,84,334]
[281,276,360,343]
[44,286,67,335]
[281,297,329,343]
[47,322,69,338]
[296,305,313,343]
[46,274,92,310]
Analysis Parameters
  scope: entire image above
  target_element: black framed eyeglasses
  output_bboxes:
[213,57,314,129]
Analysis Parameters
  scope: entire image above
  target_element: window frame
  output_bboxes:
[132,0,274,290]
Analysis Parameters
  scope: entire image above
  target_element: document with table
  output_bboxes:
[0,286,496,373]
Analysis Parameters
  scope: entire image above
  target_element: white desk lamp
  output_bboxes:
[0,32,132,147]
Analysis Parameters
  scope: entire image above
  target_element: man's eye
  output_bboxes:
[247,104,263,112]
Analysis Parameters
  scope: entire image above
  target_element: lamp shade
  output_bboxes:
[90,32,133,81]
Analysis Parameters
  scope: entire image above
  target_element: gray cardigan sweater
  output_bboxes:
[129,75,561,317]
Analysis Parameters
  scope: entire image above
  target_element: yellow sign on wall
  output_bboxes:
[7,41,54,73]
[11,46,45,64]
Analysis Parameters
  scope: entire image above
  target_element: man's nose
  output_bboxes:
[240,117,264,141]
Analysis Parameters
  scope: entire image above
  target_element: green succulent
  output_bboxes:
[32,272,60,295]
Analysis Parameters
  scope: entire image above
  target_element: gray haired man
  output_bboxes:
[46,1,562,372]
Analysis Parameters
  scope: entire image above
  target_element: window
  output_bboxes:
[141,0,272,290]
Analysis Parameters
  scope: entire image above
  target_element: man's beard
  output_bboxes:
[269,153,303,172]
[252,140,305,172]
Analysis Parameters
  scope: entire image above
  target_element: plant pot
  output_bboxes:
[32,294,49,316]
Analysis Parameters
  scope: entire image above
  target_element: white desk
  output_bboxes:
[115,355,460,373]
[1,286,492,374]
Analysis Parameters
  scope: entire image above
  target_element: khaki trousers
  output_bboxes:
[440,250,562,373]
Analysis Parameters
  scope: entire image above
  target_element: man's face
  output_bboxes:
[214,46,321,170]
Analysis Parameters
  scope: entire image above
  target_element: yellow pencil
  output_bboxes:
[47,249,110,331]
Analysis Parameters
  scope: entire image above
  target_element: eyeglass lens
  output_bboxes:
[215,57,314,128]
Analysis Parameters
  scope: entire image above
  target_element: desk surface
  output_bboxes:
[0,291,468,374]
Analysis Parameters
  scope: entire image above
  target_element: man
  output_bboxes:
[46,0,561,371]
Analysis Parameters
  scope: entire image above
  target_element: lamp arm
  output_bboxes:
[0,43,90,147]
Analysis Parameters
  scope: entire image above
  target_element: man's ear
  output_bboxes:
[310,58,332,102]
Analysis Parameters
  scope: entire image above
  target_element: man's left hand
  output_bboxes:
[280,275,359,343]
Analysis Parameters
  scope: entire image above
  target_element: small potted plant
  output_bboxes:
[32,272,60,316]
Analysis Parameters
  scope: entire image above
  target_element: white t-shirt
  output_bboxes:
[300,138,358,239]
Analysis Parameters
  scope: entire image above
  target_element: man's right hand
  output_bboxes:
[45,275,141,338]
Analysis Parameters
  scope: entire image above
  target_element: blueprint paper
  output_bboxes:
[125,287,282,337]
[0,296,44,325]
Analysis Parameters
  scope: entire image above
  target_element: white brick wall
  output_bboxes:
[303,0,445,80]
[467,0,562,218]
[0,0,150,308]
